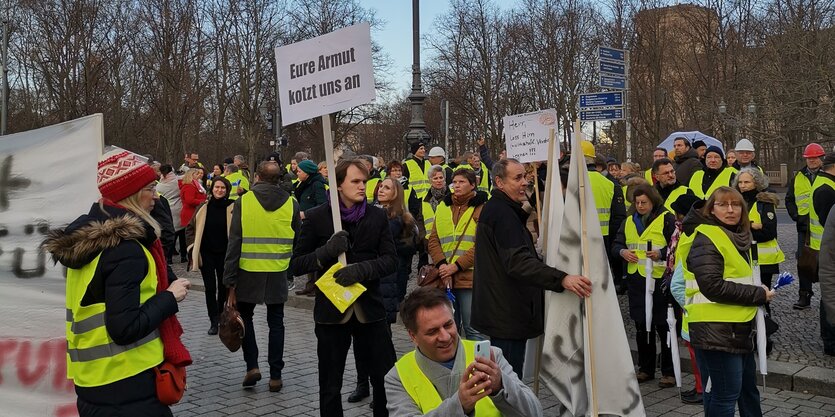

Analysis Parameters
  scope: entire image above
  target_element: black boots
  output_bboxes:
[347,380,370,403]
[208,319,219,335]
[793,291,812,310]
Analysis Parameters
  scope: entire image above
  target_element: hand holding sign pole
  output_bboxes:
[275,23,376,266]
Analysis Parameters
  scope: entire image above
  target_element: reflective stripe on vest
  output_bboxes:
[688,168,737,199]
[434,202,476,265]
[793,171,813,216]
[589,171,615,236]
[810,175,835,250]
[394,340,501,416]
[683,225,757,324]
[663,185,691,214]
[624,213,668,278]
[748,201,785,265]
[422,201,436,239]
[225,171,250,200]
[66,246,163,387]
[239,193,295,272]
[405,159,431,197]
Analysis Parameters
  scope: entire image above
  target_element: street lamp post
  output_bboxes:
[717,98,757,145]
[403,0,432,153]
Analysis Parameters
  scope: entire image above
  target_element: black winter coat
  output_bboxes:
[290,202,398,324]
[684,205,768,354]
[43,204,179,414]
[471,190,567,340]
[295,173,328,212]
[674,148,704,186]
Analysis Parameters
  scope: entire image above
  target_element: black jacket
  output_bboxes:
[43,204,179,411]
[294,173,328,212]
[290,202,398,324]
[684,204,767,354]
[674,148,703,186]
[813,171,835,232]
[471,189,567,340]
[785,166,818,230]
[151,195,176,260]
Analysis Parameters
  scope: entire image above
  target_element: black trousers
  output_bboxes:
[315,317,395,417]
[635,321,674,377]
[199,250,227,323]
[174,229,187,261]
[491,337,528,379]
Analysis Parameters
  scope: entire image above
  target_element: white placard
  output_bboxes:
[0,115,103,416]
[275,23,376,126]
[502,109,557,163]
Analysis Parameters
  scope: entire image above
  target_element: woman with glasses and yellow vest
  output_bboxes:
[683,187,774,416]
[45,149,192,416]
[611,184,677,387]
[427,168,489,341]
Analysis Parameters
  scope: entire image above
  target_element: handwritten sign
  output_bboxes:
[275,23,376,126]
[502,109,557,163]
[0,114,102,416]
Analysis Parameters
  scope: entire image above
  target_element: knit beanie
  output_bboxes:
[298,159,319,175]
[97,148,157,202]
[705,145,724,160]
[410,141,426,155]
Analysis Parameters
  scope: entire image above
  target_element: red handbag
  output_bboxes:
[154,361,187,405]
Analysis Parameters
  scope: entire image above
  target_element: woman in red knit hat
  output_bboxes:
[43,148,192,416]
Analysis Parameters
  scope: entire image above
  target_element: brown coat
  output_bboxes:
[427,191,488,289]
[186,202,233,271]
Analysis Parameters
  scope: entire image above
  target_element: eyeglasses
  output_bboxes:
[714,201,743,209]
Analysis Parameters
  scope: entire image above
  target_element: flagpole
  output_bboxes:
[575,118,599,416]
[532,127,556,396]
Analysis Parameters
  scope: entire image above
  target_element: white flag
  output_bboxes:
[540,127,644,416]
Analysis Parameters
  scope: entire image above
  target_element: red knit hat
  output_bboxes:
[97,148,157,202]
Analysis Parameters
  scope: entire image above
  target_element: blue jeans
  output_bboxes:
[452,288,488,341]
[237,302,285,380]
[695,348,762,417]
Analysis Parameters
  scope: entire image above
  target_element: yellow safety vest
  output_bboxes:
[622,185,631,209]
[239,193,295,272]
[66,245,163,387]
[394,340,501,416]
[589,171,615,236]
[810,175,835,250]
[748,201,785,265]
[662,185,692,214]
[644,169,654,184]
[793,171,813,217]
[434,202,476,265]
[676,231,696,335]
[688,167,737,199]
[422,200,436,239]
[366,177,381,201]
[683,225,757,324]
[405,159,431,198]
[624,212,668,278]
[224,171,251,200]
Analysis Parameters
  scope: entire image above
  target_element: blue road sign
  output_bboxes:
[599,46,626,63]
[580,92,623,108]
[600,60,626,76]
[580,108,624,121]
[600,74,626,90]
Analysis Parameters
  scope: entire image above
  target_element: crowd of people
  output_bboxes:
[46,135,835,416]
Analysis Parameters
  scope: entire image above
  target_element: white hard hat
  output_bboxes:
[735,138,755,152]
[427,146,446,159]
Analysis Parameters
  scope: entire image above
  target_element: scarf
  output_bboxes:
[105,201,192,366]
[328,196,367,223]
[193,179,206,194]
[429,187,446,211]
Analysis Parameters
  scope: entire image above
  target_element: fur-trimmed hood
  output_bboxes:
[756,191,779,207]
[42,203,153,269]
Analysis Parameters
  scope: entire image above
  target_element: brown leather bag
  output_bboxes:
[218,288,245,352]
[419,214,474,288]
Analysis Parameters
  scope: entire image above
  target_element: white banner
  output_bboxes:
[540,126,644,416]
[275,23,376,126]
[0,115,103,417]
[502,109,557,163]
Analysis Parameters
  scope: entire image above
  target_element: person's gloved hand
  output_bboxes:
[315,230,349,264]
[334,262,372,287]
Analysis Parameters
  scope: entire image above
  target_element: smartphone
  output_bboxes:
[474,340,491,362]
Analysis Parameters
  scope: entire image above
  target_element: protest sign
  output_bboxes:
[275,22,376,126]
[502,109,557,163]
[0,114,103,417]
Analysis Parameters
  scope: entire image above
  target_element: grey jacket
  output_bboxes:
[819,214,835,320]
[223,182,300,304]
[385,341,543,417]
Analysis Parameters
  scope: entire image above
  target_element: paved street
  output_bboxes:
[170,219,835,416]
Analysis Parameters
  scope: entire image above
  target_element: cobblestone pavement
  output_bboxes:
[170,218,835,415]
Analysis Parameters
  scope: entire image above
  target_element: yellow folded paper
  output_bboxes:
[315,262,367,313]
